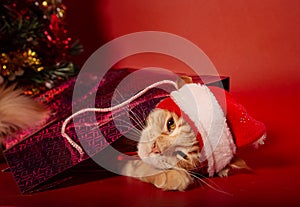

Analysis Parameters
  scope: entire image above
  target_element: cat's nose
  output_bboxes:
[151,142,161,154]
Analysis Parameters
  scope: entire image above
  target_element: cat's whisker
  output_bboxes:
[129,110,146,130]
[129,116,145,131]
[114,122,142,136]
[125,130,141,140]
[186,170,232,196]
[124,132,142,142]
[109,112,145,133]
[113,121,143,139]
[113,89,145,128]
[113,89,126,104]
[141,110,147,120]
[114,125,141,141]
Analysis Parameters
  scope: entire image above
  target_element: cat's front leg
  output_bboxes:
[121,160,192,191]
[140,169,193,191]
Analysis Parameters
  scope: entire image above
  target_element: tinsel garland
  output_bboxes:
[0,0,83,95]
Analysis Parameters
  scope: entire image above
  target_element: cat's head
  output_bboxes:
[137,76,201,171]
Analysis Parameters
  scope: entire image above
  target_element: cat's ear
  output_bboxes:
[176,76,193,89]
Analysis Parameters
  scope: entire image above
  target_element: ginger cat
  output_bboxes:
[121,77,250,191]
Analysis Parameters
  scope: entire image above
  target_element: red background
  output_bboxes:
[1,0,300,206]
[65,0,300,90]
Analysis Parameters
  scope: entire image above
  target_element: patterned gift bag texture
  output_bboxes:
[3,69,229,193]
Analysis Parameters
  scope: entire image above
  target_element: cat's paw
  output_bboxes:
[141,169,192,191]
[217,166,230,177]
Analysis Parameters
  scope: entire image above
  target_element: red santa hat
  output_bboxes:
[156,83,266,176]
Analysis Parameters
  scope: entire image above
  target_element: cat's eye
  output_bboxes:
[167,117,176,132]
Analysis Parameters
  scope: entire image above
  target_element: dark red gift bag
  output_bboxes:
[2,69,229,193]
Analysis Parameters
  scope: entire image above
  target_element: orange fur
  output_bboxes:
[121,109,200,191]
[122,76,201,191]
[0,85,50,142]
[122,76,249,191]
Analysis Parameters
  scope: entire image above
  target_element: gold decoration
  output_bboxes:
[41,0,66,19]
[0,49,43,81]
[56,7,65,18]
[42,1,48,7]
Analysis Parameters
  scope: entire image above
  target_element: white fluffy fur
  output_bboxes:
[0,85,49,142]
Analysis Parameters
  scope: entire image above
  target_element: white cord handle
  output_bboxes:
[61,80,177,160]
